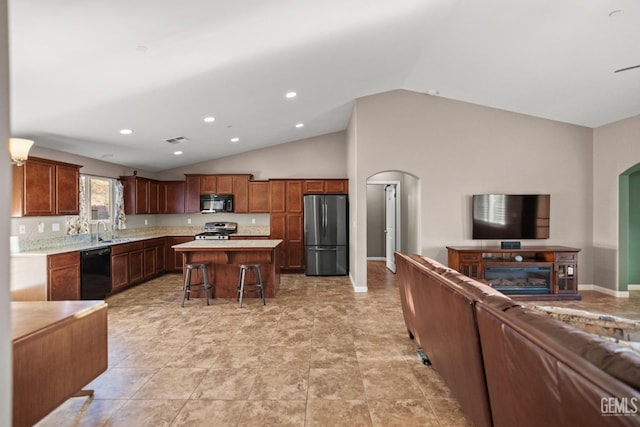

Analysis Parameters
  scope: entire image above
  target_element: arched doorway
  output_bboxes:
[366,171,420,272]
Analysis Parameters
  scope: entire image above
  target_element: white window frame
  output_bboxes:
[82,175,116,226]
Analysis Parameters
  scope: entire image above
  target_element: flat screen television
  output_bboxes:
[472,194,550,240]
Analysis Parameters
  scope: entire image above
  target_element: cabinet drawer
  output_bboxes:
[460,253,481,262]
[110,241,144,255]
[48,251,79,268]
[555,253,576,262]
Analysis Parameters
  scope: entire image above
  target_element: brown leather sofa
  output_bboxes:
[395,252,640,427]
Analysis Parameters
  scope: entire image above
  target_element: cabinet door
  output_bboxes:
[148,180,160,214]
[200,175,217,194]
[56,164,80,214]
[555,253,577,293]
[167,236,193,271]
[135,178,149,214]
[249,181,270,212]
[458,253,483,279]
[325,179,348,194]
[217,175,234,194]
[48,252,80,300]
[162,181,185,214]
[232,175,249,213]
[24,159,56,216]
[269,180,286,213]
[143,247,157,278]
[156,242,166,273]
[111,253,129,289]
[129,250,144,283]
[270,213,286,270]
[287,180,303,213]
[185,175,201,213]
[303,180,325,194]
[286,213,304,269]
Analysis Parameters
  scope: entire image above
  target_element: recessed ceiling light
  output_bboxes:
[609,9,623,17]
[119,129,133,135]
[135,45,149,53]
[231,137,240,143]
[174,151,183,155]
[295,123,304,128]
[203,116,215,123]
[285,91,297,99]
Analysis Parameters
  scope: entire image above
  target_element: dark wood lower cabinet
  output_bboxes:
[47,252,81,300]
[167,236,194,271]
[111,252,129,290]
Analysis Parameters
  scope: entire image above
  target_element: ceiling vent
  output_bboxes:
[165,136,189,144]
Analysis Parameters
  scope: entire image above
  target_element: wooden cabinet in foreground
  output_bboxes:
[12,157,82,217]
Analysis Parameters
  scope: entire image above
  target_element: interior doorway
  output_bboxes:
[366,180,400,272]
[366,170,420,273]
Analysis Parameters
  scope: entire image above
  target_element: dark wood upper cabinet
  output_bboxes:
[200,175,217,194]
[249,181,270,213]
[12,157,82,217]
[232,175,250,213]
[303,179,348,194]
[184,175,201,213]
[161,181,185,214]
[217,175,234,194]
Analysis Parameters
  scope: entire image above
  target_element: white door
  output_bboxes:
[385,185,397,272]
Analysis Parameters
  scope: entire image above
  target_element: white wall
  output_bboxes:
[1,0,11,422]
[349,89,594,290]
[160,131,347,181]
[593,115,640,291]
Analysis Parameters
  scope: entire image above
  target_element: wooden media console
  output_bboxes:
[446,246,581,300]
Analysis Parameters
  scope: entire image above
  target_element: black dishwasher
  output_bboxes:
[81,247,112,299]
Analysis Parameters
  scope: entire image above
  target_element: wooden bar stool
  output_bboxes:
[236,264,265,308]
[182,263,212,307]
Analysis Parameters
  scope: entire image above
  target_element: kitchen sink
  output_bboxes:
[96,237,134,245]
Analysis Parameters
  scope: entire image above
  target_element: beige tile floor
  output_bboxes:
[35,262,639,426]
[36,263,471,427]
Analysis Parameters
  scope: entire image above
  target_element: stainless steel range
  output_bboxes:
[195,221,238,240]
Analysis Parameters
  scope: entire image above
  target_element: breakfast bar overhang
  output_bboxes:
[171,239,282,298]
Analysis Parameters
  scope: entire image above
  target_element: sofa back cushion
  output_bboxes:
[476,303,640,427]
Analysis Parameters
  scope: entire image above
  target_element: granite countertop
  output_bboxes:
[12,225,271,256]
[172,239,282,250]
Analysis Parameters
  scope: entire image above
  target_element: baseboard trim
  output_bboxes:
[367,257,386,261]
[628,284,640,291]
[579,284,630,298]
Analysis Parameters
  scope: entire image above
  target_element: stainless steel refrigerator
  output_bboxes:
[304,194,348,275]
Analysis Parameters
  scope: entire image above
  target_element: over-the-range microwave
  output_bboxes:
[200,194,234,213]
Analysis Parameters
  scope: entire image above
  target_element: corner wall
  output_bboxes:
[350,89,594,291]
[594,115,640,292]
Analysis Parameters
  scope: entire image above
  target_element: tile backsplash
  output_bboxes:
[10,213,270,252]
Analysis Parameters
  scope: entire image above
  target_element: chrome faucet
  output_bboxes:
[96,221,108,242]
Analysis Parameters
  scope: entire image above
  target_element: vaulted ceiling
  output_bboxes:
[9,0,640,172]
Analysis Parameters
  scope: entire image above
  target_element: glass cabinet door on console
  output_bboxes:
[459,253,483,279]
[555,253,577,293]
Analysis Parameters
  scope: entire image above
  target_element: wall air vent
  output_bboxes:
[165,136,189,144]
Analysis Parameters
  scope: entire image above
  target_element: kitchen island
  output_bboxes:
[172,239,282,298]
